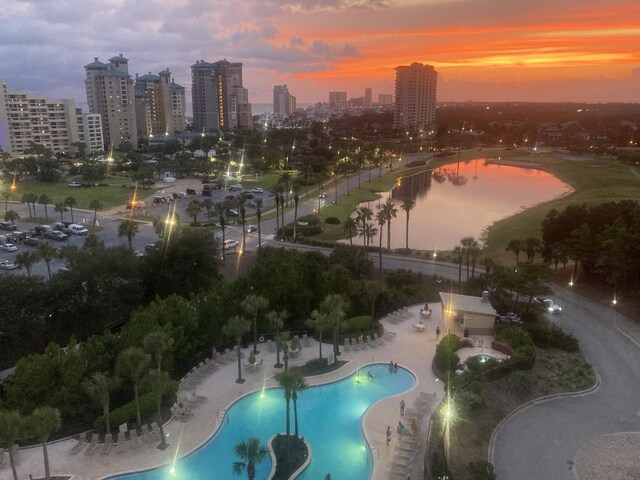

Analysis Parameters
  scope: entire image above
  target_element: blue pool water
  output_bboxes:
[108,363,415,480]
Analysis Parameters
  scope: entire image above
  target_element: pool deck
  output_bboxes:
[3,304,452,480]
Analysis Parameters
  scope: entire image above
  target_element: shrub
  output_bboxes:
[325,216,341,225]
[523,322,579,352]
[435,334,461,372]
[468,460,497,480]
[93,392,156,432]
[344,315,372,334]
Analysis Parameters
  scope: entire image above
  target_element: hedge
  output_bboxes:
[93,392,156,433]
[523,322,579,352]
[495,325,536,370]
[325,217,341,225]
[344,315,372,335]
[435,334,462,372]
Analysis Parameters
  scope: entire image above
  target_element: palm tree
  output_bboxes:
[277,332,290,371]
[400,197,416,250]
[460,236,478,280]
[291,181,302,240]
[144,369,172,449]
[241,294,269,355]
[118,219,139,250]
[83,372,119,434]
[116,347,151,427]
[15,251,38,277]
[355,206,373,230]
[223,316,251,384]
[524,236,541,262]
[64,196,77,223]
[0,409,24,480]
[274,371,295,438]
[89,199,103,226]
[279,192,285,233]
[237,195,248,251]
[186,199,203,225]
[375,210,386,272]
[380,199,398,252]
[453,245,463,290]
[232,437,269,480]
[254,198,264,248]
[21,193,32,218]
[213,201,228,261]
[306,309,330,361]
[28,407,61,480]
[27,193,38,218]
[279,171,292,206]
[143,331,174,370]
[4,209,19,226]
[343,217,357,246]
[1,191,10,212]
[290,371,307,438]
[320,293,348,358]
[38,194,52,220]
[37,243,58,279]
[361,222,377,249]
[202,198,214,218]
[54,202,67,223]
[506,239,522,263]
[267,310,287,368]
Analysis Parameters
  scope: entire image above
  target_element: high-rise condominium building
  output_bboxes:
[273,85,296,117]
[393,62,437,130]
[76,110,104,153]
[328,91,347,108]
[378,93,393,106]
[84,54,137,149]
[0,80,99,156]
[191,59,252,132]
[364,88,372,108]
[134,69,186,138]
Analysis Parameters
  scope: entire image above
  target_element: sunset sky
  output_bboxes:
[1,0,639,108]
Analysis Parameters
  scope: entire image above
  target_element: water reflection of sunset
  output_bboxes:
[356,160,571,251]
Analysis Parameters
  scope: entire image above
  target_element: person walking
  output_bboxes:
[400,399,405,416]
[397,421,405,438]
[436,326,441,341]
[386,426,392,445]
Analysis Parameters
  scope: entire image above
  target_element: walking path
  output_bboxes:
[1,304,447,480]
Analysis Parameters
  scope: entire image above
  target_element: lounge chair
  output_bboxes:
[149,422,160,441]
[129,429,142,448]
[84,433,100,456]
[343,338,351,351]
[71,431,89,454]
[302,334,312,347]
[139,424,151,442]
[266,339,276,353]
[100,433,114,455]
[366,335,377,347]
[116,431,127,453]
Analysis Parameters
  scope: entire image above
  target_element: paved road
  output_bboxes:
[491,285,640,479]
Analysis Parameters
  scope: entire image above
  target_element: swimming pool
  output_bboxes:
[108,363,415,480]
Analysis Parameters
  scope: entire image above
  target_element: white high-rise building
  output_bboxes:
[76,110,104,153]
[85,54,138,149]
[393,62,437,130]
[0,80,89,156]
[273,85,296,117]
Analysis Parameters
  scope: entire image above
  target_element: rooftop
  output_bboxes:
[439,291,497,316]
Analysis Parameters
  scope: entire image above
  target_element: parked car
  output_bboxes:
[7,231,26,242]
[68,224,88,235]
[226,209,239,217]
[0,221,17,231]
[534,297,562,314]
[24,237,43,247]
[0,260,17,270]
[34,225,50,237]
[202,184,214,196]
[46,230,68,241]
[251,187,264,194]
[145,243,159,252]
[53,223,70,234]
[0,243,17,252]
[223,239,239,250]
[68,182,82,187]
[241,191,255,199]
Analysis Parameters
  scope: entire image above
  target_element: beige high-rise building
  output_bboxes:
[364,88,372,108]
[76,110,104,153]
[134,69,186,138]
[329,91,347,108]
[393,62,437,130]
[0,80,87,155]
[85,54,138,149]
[378,93,393,105]
[191,59,252,132]
[273,85,296,117]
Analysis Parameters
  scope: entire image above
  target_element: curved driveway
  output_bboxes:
[491,285,640,479]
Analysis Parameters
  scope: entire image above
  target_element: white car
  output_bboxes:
[535,297,562,314]
[68,224,88,235]
[0,259,17,270]
[68,182,82,187]
[223,239,239,250]
[251,187,264,194]
[0,243,17,252]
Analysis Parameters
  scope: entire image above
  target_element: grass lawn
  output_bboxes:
[3,173,140,210]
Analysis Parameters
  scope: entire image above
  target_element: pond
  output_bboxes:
[354,159,571,250]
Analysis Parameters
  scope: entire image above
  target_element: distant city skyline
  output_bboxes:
[1,0,639,108]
